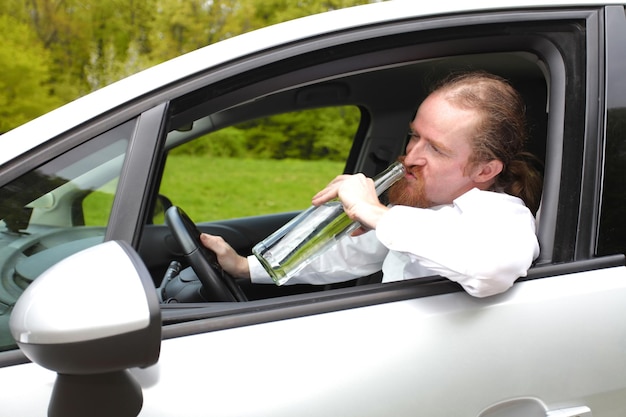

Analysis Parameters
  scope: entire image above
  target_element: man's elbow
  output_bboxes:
[459,270,522,298]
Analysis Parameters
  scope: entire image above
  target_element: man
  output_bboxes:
[201,71,542,297]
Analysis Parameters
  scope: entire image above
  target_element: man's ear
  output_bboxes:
[471,159,504,184]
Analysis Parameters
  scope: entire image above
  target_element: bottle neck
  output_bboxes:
[373,161,406,195]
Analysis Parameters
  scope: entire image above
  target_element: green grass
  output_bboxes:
[82,157,345,226]
[83,180,117,226]
[158,156,345,222]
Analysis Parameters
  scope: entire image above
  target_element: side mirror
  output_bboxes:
[9,240,161,417]
[152,194,173,224]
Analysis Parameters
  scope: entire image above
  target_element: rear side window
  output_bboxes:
[597,7,626,257]
[597,109,626,256]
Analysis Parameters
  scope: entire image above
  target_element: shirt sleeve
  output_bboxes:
[248,254,275,284]
[375,188,539,297]
[249,231,388,285]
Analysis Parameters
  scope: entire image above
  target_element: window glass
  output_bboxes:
[0,120,134,351]
[597,109,626,256]
[158,106,359,223]
[597,8,626,257]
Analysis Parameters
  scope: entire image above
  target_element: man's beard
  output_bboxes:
[387,165,431,208]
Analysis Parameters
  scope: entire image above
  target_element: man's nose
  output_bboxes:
[404,141,426,166]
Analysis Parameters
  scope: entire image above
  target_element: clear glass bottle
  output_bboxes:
[252,161,406,285]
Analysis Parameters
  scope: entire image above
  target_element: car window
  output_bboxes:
[157,106,358,223]
[0,120,135,351]
[597,112,626,256]
[596,9,626,258]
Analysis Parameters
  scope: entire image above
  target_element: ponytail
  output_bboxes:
[497,152,543,215]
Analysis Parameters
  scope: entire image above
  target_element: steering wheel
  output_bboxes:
[164,206,247,302]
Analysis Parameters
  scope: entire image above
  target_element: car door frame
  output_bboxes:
[146,6,626,415]
[135,7,596,279]
[109,6,626,319]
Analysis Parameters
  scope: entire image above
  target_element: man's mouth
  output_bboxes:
[405,167,422,182]
[396,157,423,183]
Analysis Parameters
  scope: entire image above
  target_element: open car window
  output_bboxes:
[146,51,552,303]
[158,106,359,223]
[143,15,592,307]
[0,120,135,351]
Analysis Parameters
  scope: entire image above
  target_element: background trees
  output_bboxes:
[1,0,375,132]
[0,13,62,132]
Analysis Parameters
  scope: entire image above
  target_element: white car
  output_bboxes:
[1,1,625,416]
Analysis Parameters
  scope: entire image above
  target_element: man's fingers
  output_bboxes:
[200,233,224,252]
[312,174,355,205]
[350,226,370,237]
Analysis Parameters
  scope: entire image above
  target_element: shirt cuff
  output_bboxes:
[247,254,275,284]
[375,205,410,250]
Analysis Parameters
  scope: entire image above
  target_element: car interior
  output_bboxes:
[141,47,552,305]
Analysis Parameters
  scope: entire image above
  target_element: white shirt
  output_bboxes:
[248,188,540,297]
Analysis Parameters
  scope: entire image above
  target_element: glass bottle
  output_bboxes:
[252,161,405,285]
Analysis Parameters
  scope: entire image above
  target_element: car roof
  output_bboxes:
[0,0,619,166]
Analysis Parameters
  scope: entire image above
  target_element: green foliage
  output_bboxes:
[0,14,61,133]
[172,126,249,158]
[85,40,156,91]
[147,0,239,61]
[242,107,358,160]
[173,106,360,161]
[0,0,379,138]
[228,0,374,32]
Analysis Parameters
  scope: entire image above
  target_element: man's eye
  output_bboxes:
[428,142,445,155]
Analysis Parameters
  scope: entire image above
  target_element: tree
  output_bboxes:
[85,0,158,90]
[147,0,239,63]
[221,0,374,38]
[0,14,61,132]
[239,106,359,161]
[1,0,381,131]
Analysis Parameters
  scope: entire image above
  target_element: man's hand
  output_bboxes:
[312,173,389,233]
[200,233,251,279]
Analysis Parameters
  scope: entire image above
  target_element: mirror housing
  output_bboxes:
[152,194,173,224]
[10,240,161,417]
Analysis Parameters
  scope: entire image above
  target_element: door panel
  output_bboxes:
[1,265,624,416]
[139,265,626,416]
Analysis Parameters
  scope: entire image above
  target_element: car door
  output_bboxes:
[1,4,626,417]
[139,5,625,416]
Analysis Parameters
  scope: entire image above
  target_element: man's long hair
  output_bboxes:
[434,71,543,215]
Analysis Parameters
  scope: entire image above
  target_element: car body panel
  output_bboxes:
[1,266,625,416]
[144,268,626,417]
